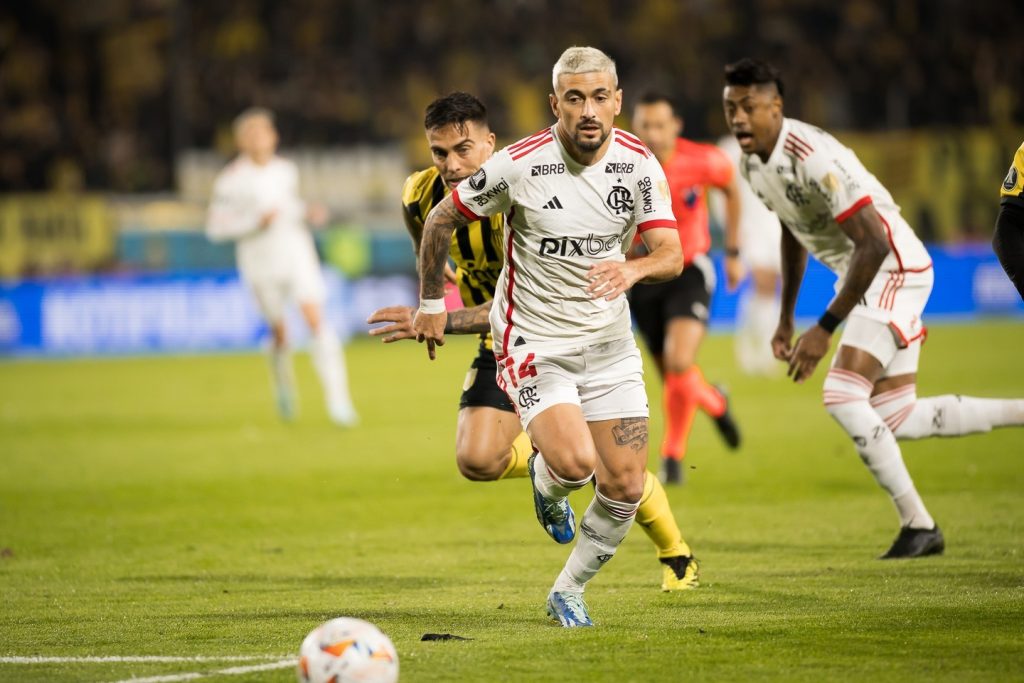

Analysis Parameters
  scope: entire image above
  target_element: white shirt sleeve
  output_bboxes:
[451,149,516,220]
[205,172,262,242]
[633,155,677,234]
[802,146,871,223]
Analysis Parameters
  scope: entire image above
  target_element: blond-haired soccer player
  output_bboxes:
[723,59,1024,558]
[413,48,684,626]
[206,108,357,425]
[369,91,700,593]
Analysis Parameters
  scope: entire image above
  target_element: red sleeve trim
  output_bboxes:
[835,195,873,223]
[637,219,677,233]
[452,188,483,221]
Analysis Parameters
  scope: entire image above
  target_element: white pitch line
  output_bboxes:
[105,659,296,683]
[0,655,290,664]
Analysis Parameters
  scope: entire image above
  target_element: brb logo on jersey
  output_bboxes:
[606,185,633,215]
[531,163,565,177]
[605,162,634,174]
[539,233,619,258]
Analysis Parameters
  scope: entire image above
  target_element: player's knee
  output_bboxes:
[454,444,507,482]
[596,476,645,505]
[663,357,695,375]
[544,449,597,485]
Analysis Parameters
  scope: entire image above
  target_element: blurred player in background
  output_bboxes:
[994,142,1024,299]
[206,108,357,426]
[630,93,742,485]
[723,59,1024,558]
[715,134,783,375]
[412,48,685,626]
[370,91,701,593]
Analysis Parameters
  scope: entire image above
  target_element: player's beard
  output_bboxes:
[574,123,609,152]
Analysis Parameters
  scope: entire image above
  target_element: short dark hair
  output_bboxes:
[424,92,489,131]
[635,92,680,117]
[724,59,784,96]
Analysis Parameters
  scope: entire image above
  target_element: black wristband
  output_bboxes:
[817,310,843,334]
[725,247,741,258]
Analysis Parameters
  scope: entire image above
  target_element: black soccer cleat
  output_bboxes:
[879,525,945,559]
[712,385,741,450]
[660,457,684,485]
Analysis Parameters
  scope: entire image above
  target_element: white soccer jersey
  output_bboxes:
[206,156,319,283]
[741,118,931,280]
[452,126,677,355]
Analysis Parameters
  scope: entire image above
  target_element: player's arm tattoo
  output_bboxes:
[612,417,649,452]
[829,205,890,320]
[419,195,468,299]
[444,301,493,334]
[778,222,807,323]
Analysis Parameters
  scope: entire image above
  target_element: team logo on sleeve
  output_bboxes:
[468,169,487,191]
[605,185,634,215]
[1004,166,1018,192]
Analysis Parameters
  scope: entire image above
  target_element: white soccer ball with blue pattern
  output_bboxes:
[297,617,399,683]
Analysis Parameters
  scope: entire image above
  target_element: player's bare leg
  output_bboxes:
[825,346,942,558]
[268,320,297,421]
[544,416,648,626]
[300,300,357,426]
[455,407,529,480]
[659,317,737,484]
[736,267,781,375]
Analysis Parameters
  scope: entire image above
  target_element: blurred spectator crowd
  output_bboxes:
[1,0,1021,194]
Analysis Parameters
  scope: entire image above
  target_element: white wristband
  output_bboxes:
[418,297,446,315]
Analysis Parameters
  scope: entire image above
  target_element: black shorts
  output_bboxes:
[459,344,516,412]
[629,254,716,356]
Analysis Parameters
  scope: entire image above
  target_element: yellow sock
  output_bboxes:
[498,431,532,480]
[635,470,692,559]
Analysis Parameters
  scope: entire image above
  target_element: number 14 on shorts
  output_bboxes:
[497,353,537,391]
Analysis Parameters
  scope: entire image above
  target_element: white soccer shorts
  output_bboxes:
[243,252,327,324]
[837,266,933,377]
[495,336,649,430]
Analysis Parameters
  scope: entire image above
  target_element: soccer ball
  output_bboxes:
[297,617,399,683]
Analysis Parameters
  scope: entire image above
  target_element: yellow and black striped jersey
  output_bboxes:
[401,166,505,307]
[1001,142,1024,208]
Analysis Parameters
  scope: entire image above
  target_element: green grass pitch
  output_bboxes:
[1,321,1022,682]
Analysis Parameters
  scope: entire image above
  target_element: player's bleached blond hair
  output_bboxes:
[552,46,618,91]
[232,107,275,135]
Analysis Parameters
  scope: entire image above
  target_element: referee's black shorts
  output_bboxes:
[459,342,516,412]
[629,253,716,356]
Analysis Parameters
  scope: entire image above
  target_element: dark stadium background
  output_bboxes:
[1,0,1021,352]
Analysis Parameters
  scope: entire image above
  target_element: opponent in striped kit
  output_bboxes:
[413,47,685,626]
[723,58,1024,559]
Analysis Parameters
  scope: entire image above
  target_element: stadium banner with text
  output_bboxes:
[0,195,115,278]
[0,247,1019,357]
[0,269,416,356]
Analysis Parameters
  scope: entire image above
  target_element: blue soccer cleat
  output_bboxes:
[546,591,594,627]
[528,453,576,544]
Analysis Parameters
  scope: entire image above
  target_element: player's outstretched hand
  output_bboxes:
[771,320,794,361]
[586,261,639,301]
[367,306,416,343]
[787,325,830,383]
[412,310,447,360]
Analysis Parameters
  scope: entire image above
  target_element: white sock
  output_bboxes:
[871,385,1024,440]
[552,488,639,594]
[532,452,592,501]
[736,291,779,375]
[310,326,355,416]
[269,346,295,400]
[824,369,934,529]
